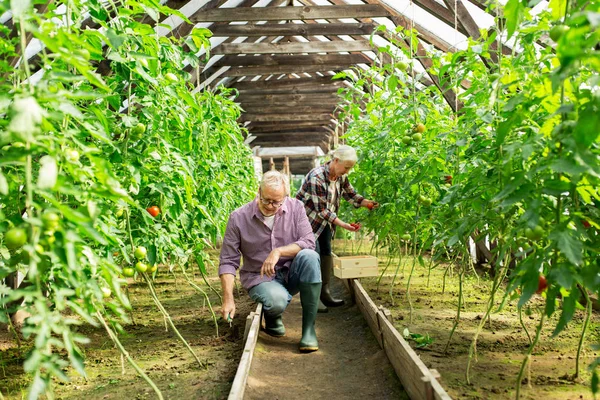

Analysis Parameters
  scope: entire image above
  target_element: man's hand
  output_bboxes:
[221,299,236,321]
[261,248,281,278]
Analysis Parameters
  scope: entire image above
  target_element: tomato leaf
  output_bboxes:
[550,229,582,266]
[552,286,578,337]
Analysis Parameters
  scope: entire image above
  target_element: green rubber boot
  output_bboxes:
[298,282,321,352]
[264,315,285,337]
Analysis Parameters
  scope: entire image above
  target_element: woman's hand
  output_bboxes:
[362,199,379,210]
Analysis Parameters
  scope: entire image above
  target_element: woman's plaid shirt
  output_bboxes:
[295,160,364,239]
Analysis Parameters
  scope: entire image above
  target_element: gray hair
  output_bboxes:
[260,170,290,196]
[332,145,357,163]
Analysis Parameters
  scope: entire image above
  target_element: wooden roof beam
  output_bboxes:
[209,22,380,37]
[213,40,373,55]
[190,4,390,23]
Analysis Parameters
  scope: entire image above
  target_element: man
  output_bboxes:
[296,145,378,312]
[219,171,322,352]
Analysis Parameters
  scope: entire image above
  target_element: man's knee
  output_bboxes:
[263,296,288,316]
[294,249,321,283]
[296,249,320,266]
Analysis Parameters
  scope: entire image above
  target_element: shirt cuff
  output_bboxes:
[218,264,237,277]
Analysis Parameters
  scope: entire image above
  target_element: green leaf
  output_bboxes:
[552,286,577,336]
[550,229,583,266]
[549,0,567,19]
[592,370,599,394]
[504,0,525,39]
[0,170,8,195]
[574,104,600,148]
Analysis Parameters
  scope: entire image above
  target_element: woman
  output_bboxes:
[296,145,377,312]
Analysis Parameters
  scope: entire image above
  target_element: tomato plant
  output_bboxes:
[0,1,256,397]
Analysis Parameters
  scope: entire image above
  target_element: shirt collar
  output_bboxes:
[323,160,332,180]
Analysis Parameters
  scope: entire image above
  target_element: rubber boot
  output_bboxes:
[317,299,328,313]
[264,315,285,337]
[320,255,344,307]
[298,282,321,352]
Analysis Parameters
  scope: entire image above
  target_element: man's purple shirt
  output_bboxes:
[218,197,316,291]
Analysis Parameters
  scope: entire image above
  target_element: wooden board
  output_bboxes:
[210,22,379,37]
[191,5,390,23]
[353,279,383,348]
[228,303,263,400]
[351,280,452,400]
[333,255,378,279]
[214,40,373,55]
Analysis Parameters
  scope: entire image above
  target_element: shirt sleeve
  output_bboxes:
[341,176,364,207]
[307,175,338,224]
[293,201,316,250]
[218,214,241,277]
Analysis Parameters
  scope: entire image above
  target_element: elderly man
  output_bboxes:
[296,145,378,312]
[219,171,322,352]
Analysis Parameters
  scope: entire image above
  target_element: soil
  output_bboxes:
[245,279,408,399]
[0,251,254,400]
[334,239,599,400]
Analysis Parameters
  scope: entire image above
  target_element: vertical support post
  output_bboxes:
[269,157,275,171]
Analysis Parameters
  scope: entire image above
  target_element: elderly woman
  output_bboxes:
[296,145,377,311]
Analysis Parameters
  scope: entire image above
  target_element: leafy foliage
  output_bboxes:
[0,0,255,396]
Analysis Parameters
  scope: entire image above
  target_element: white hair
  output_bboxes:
[260,170,290,196]
[332,145,357,163]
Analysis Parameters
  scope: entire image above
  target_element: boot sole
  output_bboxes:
[264,329,285,337]
[321,300,344,307]
[299,346,319,353]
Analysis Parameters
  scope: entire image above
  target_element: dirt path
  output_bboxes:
[245,280,408,400]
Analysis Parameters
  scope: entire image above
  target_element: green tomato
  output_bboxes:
[402,136,412,145]
[134,246,147,260]
[5,228,27,250]
[42,212,60,231]
[525,225,544,241]
[149,264,158,273]
[101,287,112,298]
[65,149,79,163]
[411,133,423,142]
[122,267,135,277]
[165,72,178,83]
[397,61,408,71]
[401,233,411,241]
[422,198,432,207]
[549,25,569,42]
[135,261,148,273]
[132,123,146,136]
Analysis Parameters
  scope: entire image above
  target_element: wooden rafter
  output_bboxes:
[209,22,380,37]
[190,5,390,23]
[211,53,372,67]
[213,40,373,55]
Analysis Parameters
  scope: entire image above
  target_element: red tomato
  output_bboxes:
[146,206,160,217]
[582,220,591,229]
[536,275,548,294]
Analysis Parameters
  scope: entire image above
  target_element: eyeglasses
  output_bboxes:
[259,197,285,207]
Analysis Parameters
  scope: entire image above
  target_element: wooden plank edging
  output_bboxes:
[228,303,263,400]
[351,280,452,400]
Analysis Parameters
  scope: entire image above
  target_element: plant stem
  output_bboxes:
[444,261,464,353]
[96,310,163,400]
[180,265,219,337]
[515,313,545,399]
[575,287,592,379]
[143,274,204,368]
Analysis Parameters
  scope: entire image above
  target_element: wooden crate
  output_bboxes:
[333,255,378,279]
